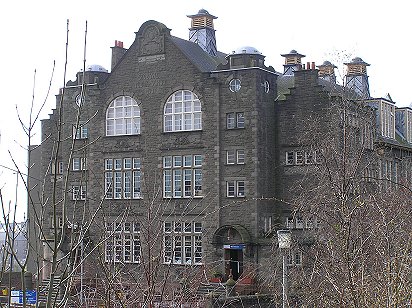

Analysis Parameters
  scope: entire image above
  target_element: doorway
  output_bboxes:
[224,248,243,280]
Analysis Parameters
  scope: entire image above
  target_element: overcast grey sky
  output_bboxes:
[0,0,410,221]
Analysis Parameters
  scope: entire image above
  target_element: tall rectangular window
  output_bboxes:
[226,112,245,129]
[73,124,88,139]
[163,221,202,265]
[226,180,245,197]
[51,161,64,175]
[72,157,87,171]
[72,185,86,200]
[105,221,140,263]
[105,157,142,199]
[226,149,245,165]
[163,155,203,198]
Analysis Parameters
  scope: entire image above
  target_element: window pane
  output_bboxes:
[227,113,235,129]
[183,155,192,167]
[174,102,182,113]
[174,114,182,131]
[237,150,245,164]
[227,150,235,164]
[237,113,245,128]
[227,181,235,197]
[237,181,245,197]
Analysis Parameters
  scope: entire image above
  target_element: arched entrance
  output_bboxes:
[212,225,251,280]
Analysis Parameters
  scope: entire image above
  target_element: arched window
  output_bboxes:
[164,90,202,132]
[106,96,140,136]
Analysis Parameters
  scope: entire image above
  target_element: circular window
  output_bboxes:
[264,80,270,93]
[75,94,83,107]
[229,79,241,92]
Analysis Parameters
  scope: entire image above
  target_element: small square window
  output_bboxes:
[183,155,192,167]
[133,158,141,169]
[184,222,192,233]
[194,222,202,233]
[173,156,182,167]
[164,222,172,233]
[114,159,122,170]
[174,222,182,233]
[105,159,113,170]
[124,158,132,169]
[194,155,202,167]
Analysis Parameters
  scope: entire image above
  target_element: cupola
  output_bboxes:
[281,50,305,76]
[187,9,218,56]
[226,46,265,69]
[344,57,370,98]
[317,60,337,83]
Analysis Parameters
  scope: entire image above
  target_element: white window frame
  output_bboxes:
[227,149,245,165]
[72,157,87,171]
[226,180,245,197]
[164,90,202,132]
[105,221,141,263]
[105,158,142,199]
[163,221,202,265]
[287,250,302,266]
[73,124,88,139]
[72,185,86,200]
[237,149,245,164]
[264,216,272,233]
[263,80,270,93]
[226,112,245,129]
[226,150,236,164]
[163,155,203,198]
[229,79,241,92]
[106,96,141,136]
[51,161,64,175]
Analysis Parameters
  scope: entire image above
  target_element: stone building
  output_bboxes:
[28,9,412,307]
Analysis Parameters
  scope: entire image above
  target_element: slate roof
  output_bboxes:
[171,36,227,72]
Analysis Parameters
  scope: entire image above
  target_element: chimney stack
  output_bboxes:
[111,40,127,71]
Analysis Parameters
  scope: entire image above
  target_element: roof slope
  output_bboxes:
[171,36,227,72]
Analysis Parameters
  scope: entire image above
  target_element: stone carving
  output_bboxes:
[139,26,164,56]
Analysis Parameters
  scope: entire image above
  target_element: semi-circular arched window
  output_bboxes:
[106,96,141,136]
[164,90,202,132]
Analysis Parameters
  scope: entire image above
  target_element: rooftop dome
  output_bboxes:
[345,57,370,66]
[86,64,108,73]
[198,8,209,14]
[231,46,262,55]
